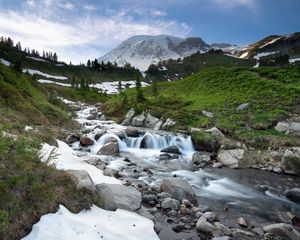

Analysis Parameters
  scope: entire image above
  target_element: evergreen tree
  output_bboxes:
[80,78,85,90]
[135,77,145,102]
[53,52,58,61]
[87,59,91,68]
[118,80,123,94]
[71,76,76,88]
[122,92,128,110]
[12,60,22,72]
[85,79,90,90]
[151,81,158,96]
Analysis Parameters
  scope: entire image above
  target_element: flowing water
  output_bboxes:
[73,105,300,231]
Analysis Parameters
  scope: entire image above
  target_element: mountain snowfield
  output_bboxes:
[99,35,211,71]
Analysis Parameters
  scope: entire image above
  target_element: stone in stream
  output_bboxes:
[217,149,245,168]
[94,131,106,141]
[160,178,197,205]
[132,112,146,127]
[142,194,158,206]
[196,217,216,233]
[79,137,94,146]
[121,108,135,126]
[285,188,300,204]
[161,197,180,210]
[98,142,119,156]
[65,133,81,144]
[161,146,181,155]
[161,118,176,130]
[66,170,95,191]
[203,212,217,222]
[213,222,232,236]
[237,217,247,227]
[192,151,211,165]
[125,126,140,137]
[96,183,142,212]
[145,113,160,128]
[263,223,300,240]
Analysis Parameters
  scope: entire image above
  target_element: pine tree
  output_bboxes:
[135,77,145,103]
[122,92,128,110]
[80,78,85,90]
[118,80,123,94]
[87,59,91,68]
[85,79,90,90]
[71,76,76,88]
[12,60,22,72]
[151,81,158,96]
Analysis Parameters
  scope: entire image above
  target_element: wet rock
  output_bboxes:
[158,153,179,161]
[132,112,146,127]
[68,104,82,111]
[125,126,140,137]
[103,168,121,178]
[285,188,300,204]
[154,120,163,130]
[80,137,94,146]
[98,142,119,156]
[66,170,95,191]
[161,197,180,210]
[212,237,230,240]
[96,183,142,212]
[203,212,217,222]
[94,131,106,141]
[145,113,160,128]
[196,217,216,233]
[213,162,223,168]
[214,222,232,235]
[66,133,80,144]
[198,205,210,213]
[161,118,176,130]
[202,110,214,118]
[180,205,190,215]
[217,149,245,168]
[232,229,254,237]
[161,146,181,155]
[263,223,300,240]
[182,199,192,208]
[192,151,211,165]
[142,194,158,206]
[160,178,197,205]
[121,108,135,126]
[205,127,224,138]
[237,217,247,227]
[236,103,249,111]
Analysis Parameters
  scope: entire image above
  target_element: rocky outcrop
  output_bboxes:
[96,183,142,212]
[160,177,197,205]
[121,108,135,126]
[217,149,245,168]
[66,170,95,191]
[145,113,160,128]
[191,130,220,153]
[161,118,176,130]
[98,142,119,156]
[132,113,146,127]
[192,152,211,165]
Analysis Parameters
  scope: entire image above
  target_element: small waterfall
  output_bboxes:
[96,133,127,150]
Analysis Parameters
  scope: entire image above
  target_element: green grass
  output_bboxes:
[104,66,300,147]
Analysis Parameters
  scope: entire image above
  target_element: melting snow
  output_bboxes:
[0,58,11,66]
[23,68,68,80]
[259,37,282,49]
[26,56,48,62]
[38,79,71,87]
[289,58,300,63]
[240,51,249,58]
[22,205,159,240]
[254,51,279,60]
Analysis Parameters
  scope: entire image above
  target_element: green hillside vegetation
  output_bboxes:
[145,50,255,82]
[105,66,300,147]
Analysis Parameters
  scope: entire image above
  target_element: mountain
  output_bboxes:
[99,35,211,71]
[238,32,300,60]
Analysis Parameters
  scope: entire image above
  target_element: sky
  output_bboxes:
[0,0,299,63]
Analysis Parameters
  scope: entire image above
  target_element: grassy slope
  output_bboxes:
[0,64,100,239]
[105,66,300,147]
[145,52,255,82]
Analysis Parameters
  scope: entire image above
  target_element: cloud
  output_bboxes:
[57,1,74,10]
[83,4,96,11]
[0,9,191,63]
[150,9,168,17]
[212,0,256,8]
[26,0,36,6]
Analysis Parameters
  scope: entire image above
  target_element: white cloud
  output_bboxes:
[150,9,167,17]
[26,0,36,6]
[83,4,96,11]
[0,10,191,63]
[57,1,74,10]
[212,0,256,8]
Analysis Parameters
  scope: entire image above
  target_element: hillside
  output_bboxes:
[145,51,255,82]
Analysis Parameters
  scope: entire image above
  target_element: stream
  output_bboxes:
[71,104,300,239]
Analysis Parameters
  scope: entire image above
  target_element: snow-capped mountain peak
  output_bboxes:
[99,35,211,71]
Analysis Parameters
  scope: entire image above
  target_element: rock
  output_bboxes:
[237,217,247,227]
[205,127,224,138]
[236,103,249,111]
[94,131,106,141]
[263,223,300,240]
[162,118,176,130]
[275,121,290,133]
[142,194,158,206]
[212,237,230,240]
[285,188,300,204]
[66,170,95,191]
[161,146,181,155]
[275,121,300,136]
[98,142,119,156]
[121,108,135,126]
[145,113,160,128]
[68,104,82,111]
[159,153,178,161]
[192,152,211,165]
[132,112,146,127]
[160,178,197,205]
[125,126,140,137]
[103,168,121,178]
[288,122,300,136]
[203,212,217,222]
[196,218,216,233]
[182,199,192,208]
[202,110,214,118]
[65,133,80,144]
[154,120,163,130]
[161,197,180,210]
[213,162,223,168]
[217,149,245,168]
[96,183,142,212]
[180,205,190,215]
[192,131,220,153]
[80,137,94,146]
[214,222,232,235]
[282,147,300,174]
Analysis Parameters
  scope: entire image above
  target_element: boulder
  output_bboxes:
[214,222,232,236]
[282,147,300,174]
[125,126,140,137]
[191,131,220,153]
[192,152,211,165]
[66,170,95,191]
[161,197,180,210]
[202,110,214,118]
[145,113,160,128]
[196,218,216,233]
[237,217,247,227]
[98,142,119,156]
[205,127,224,138]
[263,223,300,240]
[162,118,176,130]
[121,108,135,126]
[275,121,290,133]
[236,103,249,111]
[68,104,82,111]
[217,149,245,168]
[65,133,80,144]
[80,137,94,146]
[132,113,146,127]
[96,183,142,212]
[94,131,106,141]
[203,212,217,222]
[275,121,300,136]
[160,177,197,205]
[161,146,181,155]
[285,188,300,204]
[154,120,163,130]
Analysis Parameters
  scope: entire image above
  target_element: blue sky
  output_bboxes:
[0,0,299,63]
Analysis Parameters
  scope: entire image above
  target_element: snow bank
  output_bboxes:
[23,68,68,80]
[40,140,120,185]
[259,37,282,49]
[289,58,300,63]
[22,205,159,240]
[254,51,279,60]
[0,58,11,66]
[92,81,149,94]
[38,79,71,87]
[240,51,249,58]
[26,56,48,62]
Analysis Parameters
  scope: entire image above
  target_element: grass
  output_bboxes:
[104,66,300,148]
[0,133,99,240]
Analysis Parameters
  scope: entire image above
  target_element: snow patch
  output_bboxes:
[23,69,68,80]
[254,51,279,60]
[92,81,149,94]
[38,79,71,87]
[26,56,48,62]
[240,51,249,58]
[22,205,159,240]
[24,126,33,131]
[0,58,11,66]
[259,37,282,49]
[289,58,300,63]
